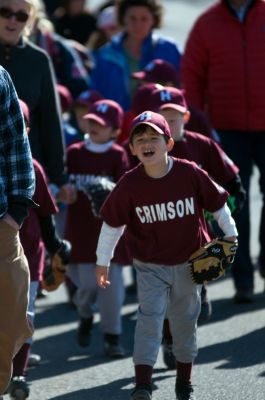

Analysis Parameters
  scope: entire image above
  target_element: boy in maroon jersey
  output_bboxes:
[73,89,103,136]
[95,111,238,400]
[64,99,130,357]
[149,86,246,369]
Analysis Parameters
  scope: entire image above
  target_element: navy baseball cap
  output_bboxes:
[151,86,188,114]
[130,111,171,139]
[83,99,124,129]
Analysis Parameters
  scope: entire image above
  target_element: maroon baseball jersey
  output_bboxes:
[101,158,229,265]
[20,159,58,281]
[64,141,130,264]
[170,131,239,185]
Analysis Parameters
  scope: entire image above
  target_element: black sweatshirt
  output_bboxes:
[0,38,68,186]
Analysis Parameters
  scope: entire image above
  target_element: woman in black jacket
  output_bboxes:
[0,0,75,203]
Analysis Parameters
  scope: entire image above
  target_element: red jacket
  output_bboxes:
[181,0,265,131]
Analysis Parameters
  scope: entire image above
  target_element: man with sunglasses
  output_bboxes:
[0,65,36,396]
[0,0,76,205]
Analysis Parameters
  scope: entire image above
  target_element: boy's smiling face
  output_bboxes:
[130,126,174,169]
[159,108,190,142]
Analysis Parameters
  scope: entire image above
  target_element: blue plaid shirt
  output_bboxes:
[0,66,35,219]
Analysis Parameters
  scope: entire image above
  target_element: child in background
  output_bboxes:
[87,5,120,51]
[150,86,245,215]
[149,86,245,369]
[57,88,103,306]
[131,58,215,140]
[8,100,71,399]
[118,82,163,146]
[132,58,181,88]
[119,59,215,154]
[72,89,103,136]
[64,99,130,357]
[95,111,238,400]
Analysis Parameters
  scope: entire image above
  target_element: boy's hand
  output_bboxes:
[95,265,111,288]
[57,183,77,204]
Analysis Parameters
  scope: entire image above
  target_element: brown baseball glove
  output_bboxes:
[188,237,238,285]
[42,240,71,292]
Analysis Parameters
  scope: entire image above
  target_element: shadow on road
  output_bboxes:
[34,301,78,329]
[48,373,174,400]
[202,291,265,325]
[34,291,138,329]
[29,308,137,382]
[197,326,265,369]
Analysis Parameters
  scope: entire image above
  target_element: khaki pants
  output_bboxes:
[0,220,33,395]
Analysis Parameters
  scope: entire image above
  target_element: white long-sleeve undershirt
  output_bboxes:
[212,203,238,238]
[96,203,238,267]
[96,223,125,267]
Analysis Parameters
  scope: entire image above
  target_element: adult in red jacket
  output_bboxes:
[181,0,265,303]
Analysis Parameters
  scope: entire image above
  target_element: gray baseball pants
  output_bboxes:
[133,260,201,366]
[67,263,124,334]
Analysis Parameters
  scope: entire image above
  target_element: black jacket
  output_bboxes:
[0,38,67,186]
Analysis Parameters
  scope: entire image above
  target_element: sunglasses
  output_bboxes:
[0,7,29,23]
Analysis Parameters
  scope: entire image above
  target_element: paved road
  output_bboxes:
[4,1,265,399]
[11,268,265,400]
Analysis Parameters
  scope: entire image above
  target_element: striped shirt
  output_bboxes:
[0,66,35,220]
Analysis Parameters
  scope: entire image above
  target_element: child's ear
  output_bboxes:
[167,137,175,152]
[183,110,191,124]
[129,142,136,156]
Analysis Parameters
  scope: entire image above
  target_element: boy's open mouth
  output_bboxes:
[143,149,155,157]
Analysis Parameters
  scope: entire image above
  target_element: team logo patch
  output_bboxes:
[145,61,155,71]
[160,90,172,102]
[139,111,153,121]
[96,103,109,114]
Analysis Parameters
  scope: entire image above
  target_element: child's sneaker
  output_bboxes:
[175,382,196,400]
[130,384,152,400]
[8,376,30,399]
[103,334,125,358]
[76,316,93,347]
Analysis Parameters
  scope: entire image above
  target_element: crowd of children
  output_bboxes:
[3,1,258,400]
